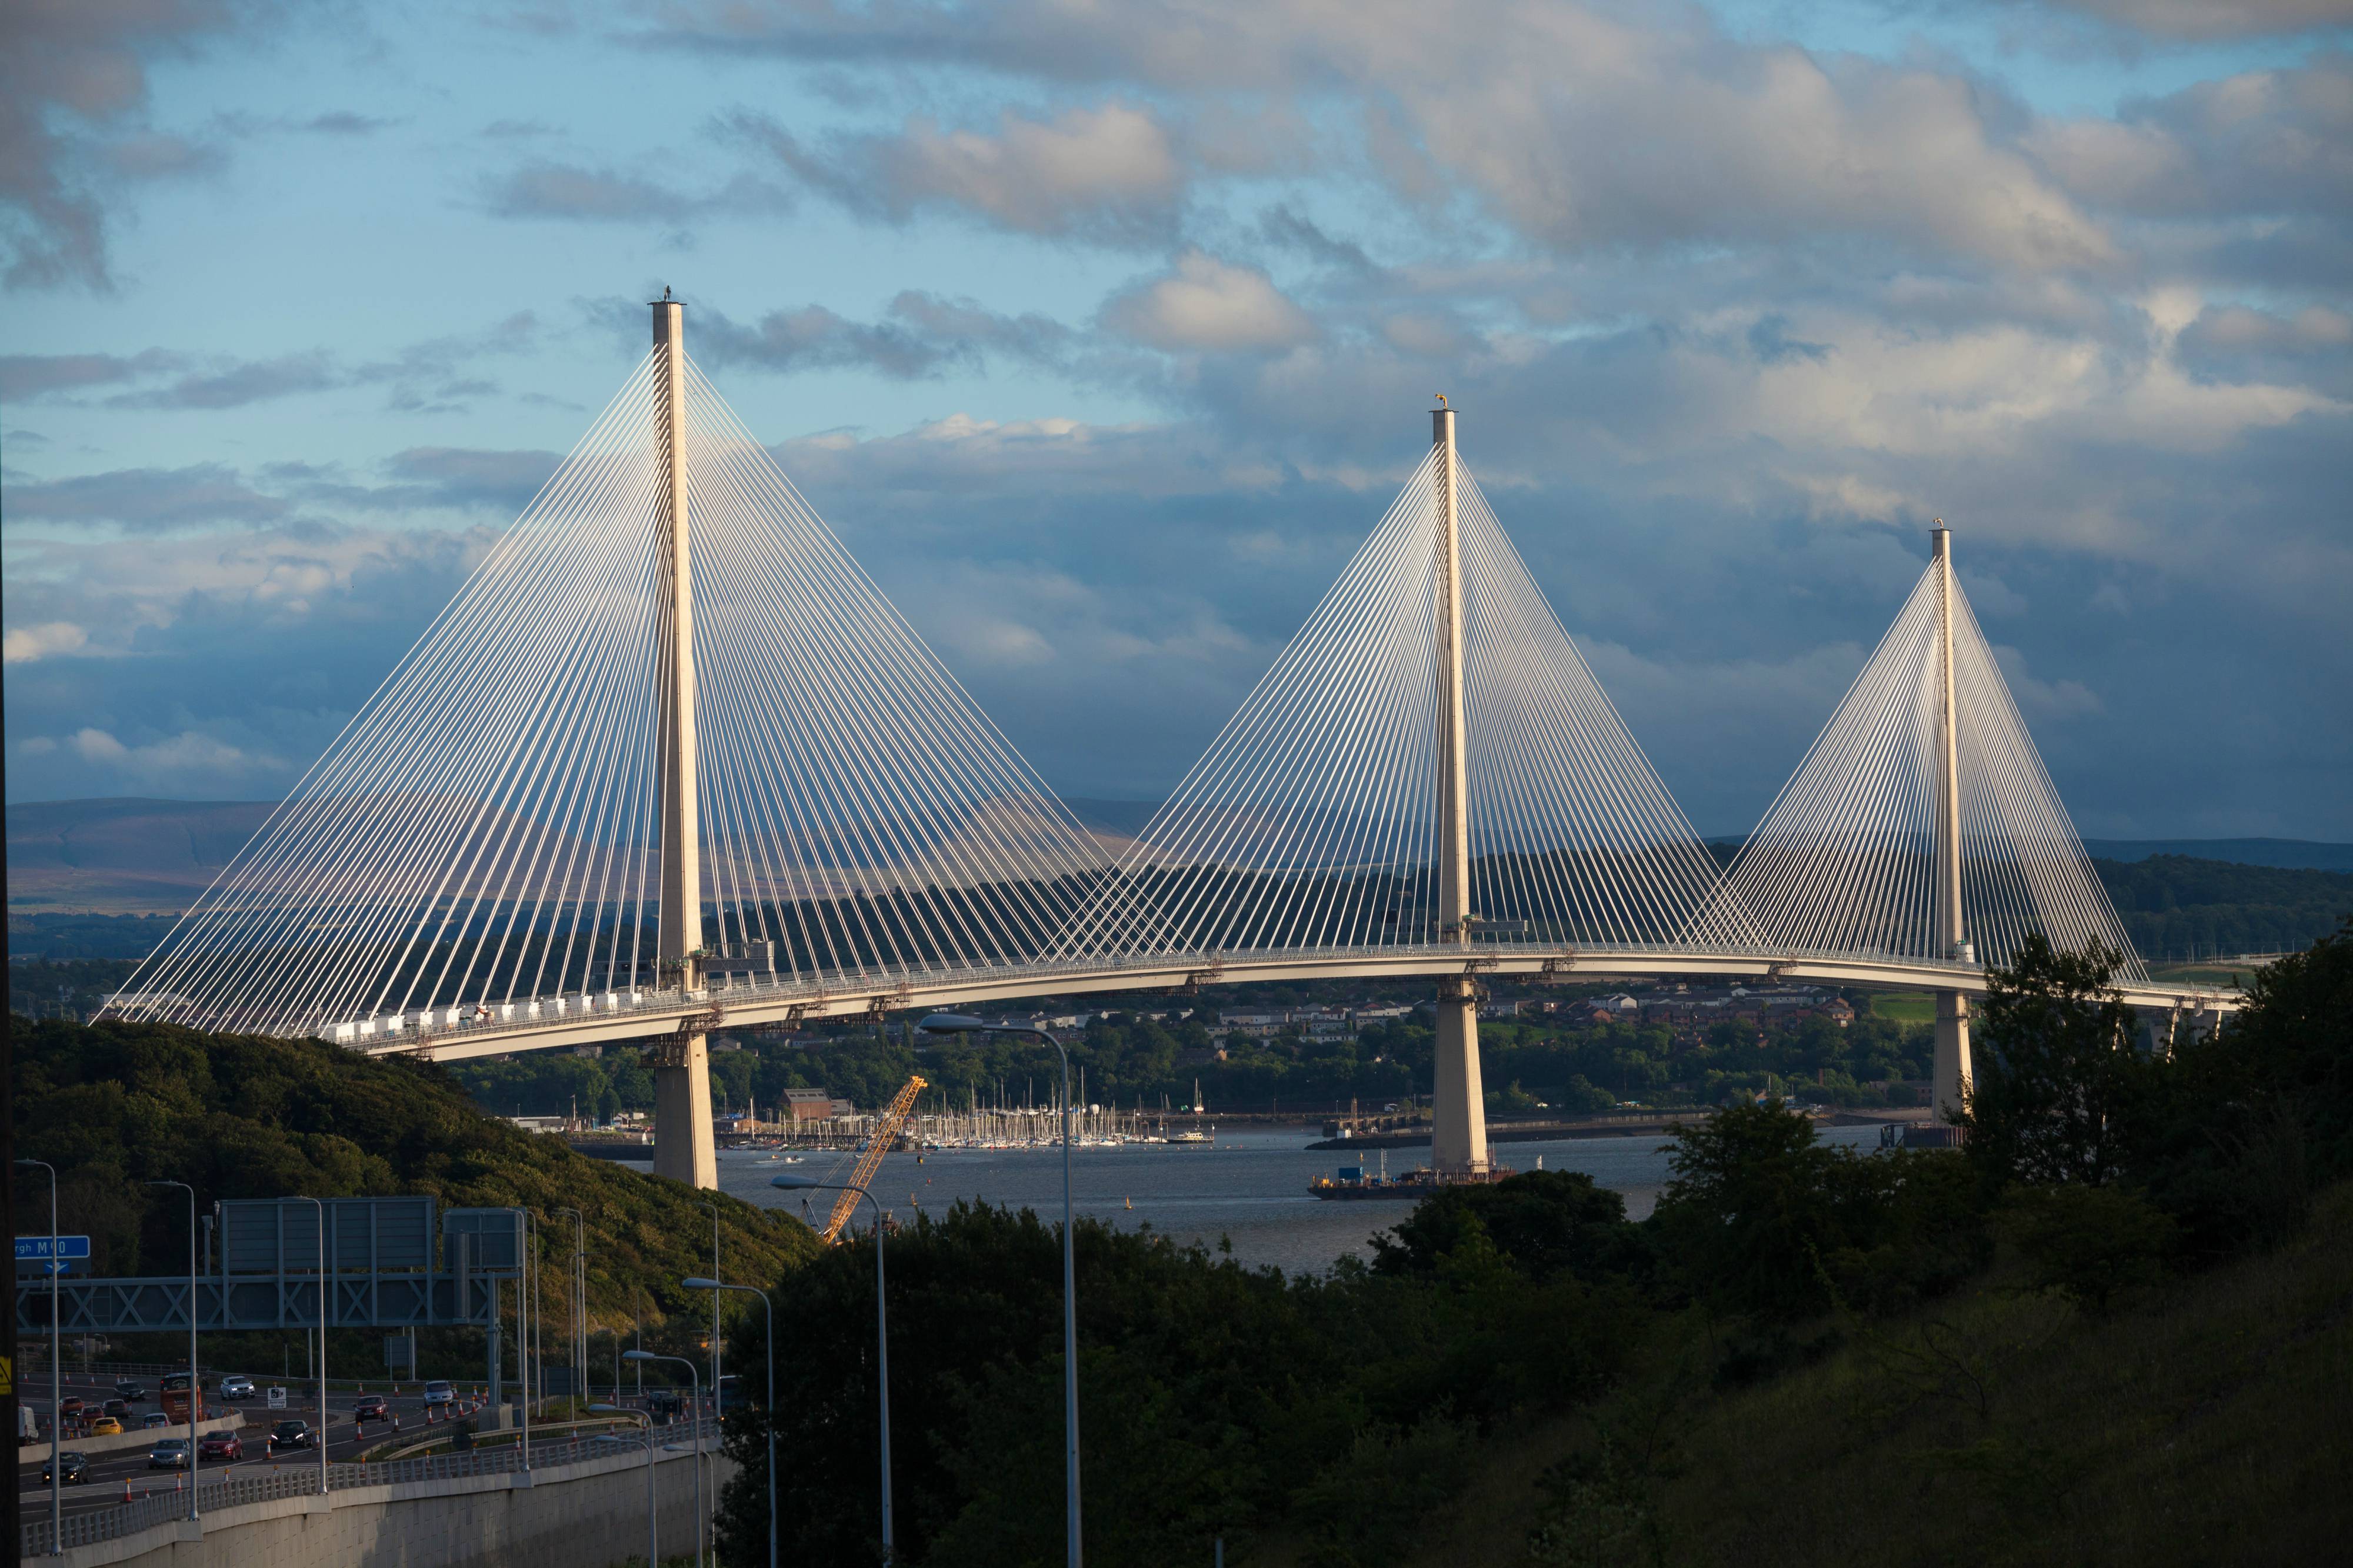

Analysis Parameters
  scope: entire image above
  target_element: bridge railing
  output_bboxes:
[18,1428,703,1558]
[337,940,2040,1052]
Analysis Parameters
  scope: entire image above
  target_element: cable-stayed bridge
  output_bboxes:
[105,302,2237,1187]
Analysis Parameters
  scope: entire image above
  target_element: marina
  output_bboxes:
[641,1122,1906,1274]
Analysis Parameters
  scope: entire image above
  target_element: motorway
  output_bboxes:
[12,1371,676,1523]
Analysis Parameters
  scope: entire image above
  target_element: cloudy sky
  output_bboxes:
[4,0,2348,839]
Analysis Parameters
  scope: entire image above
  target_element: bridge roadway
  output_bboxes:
[351,943,2239,1065]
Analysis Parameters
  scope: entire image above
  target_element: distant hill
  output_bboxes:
[2078,838,2353,873]
[12,796,2349,963]
[1705,833,2353,873]
[6,796,275,912]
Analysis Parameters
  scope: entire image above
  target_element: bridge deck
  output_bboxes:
[345,945,2239,1064]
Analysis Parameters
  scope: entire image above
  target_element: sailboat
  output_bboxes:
[1170,1079,1214,1147]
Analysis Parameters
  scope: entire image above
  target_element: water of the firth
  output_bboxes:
[625,1123,1895,1276]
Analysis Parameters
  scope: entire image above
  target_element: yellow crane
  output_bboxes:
[822,1075,927,1243]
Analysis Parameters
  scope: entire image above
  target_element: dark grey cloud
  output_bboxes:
[2032,54,2353,226]
[5,463,289,530]
[2177,302,2353,396]
[298,111,396,135]
[0,1,263,291]
[106,350,340,409]
[592,292,1079,381]
[1,348,186,402]
[719,102,1185,247]
[2028,0,2353,39]
[9,312,543,413]
[481,160,789,223]
[379,446,559,513]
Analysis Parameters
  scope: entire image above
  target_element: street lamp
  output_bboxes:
[685,1277,775,1568]
[15,1158,60,1556]
[912,1020,1084,1564]
[624,1350,704,1568]
[288,1196,327,1498]
[145,1180,199,1523]
[555,1208,586,1406]
[771,1176,894,1562]
[588,1404,656,1568]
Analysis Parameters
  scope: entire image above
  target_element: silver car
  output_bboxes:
[422,1380,456,1407]
[148,1439,191,1470]
[218,1374,255,1401]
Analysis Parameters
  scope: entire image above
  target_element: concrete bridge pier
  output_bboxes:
[1431,977,1489,1173]
[1933,991,1972,1129]
[652,1032,718,1189]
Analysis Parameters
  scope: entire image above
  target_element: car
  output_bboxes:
[88,1416,123,1436]
[114,1380,150,1402]
[198,1432,244,1462]
[218,1374,255,1401]
[268,1419,312,1452]
[39,1452,89,1486]
[102,1399,133,1421]
[57,1396,85,1419]
[148,1439,191,1470]
[352,1395,389,1422]
[421,1380,456,1407]
[142,1412,173,1429]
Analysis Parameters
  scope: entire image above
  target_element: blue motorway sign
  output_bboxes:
[14,1236,92,1261]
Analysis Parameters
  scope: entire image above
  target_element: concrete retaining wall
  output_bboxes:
[54,1443,730,1568]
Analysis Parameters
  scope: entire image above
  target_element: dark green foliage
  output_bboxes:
[1651,1102,1995,1325]
[2224,915,2353,1182]
[9,1019,816,1327]
[1962,921,2353,1269]
[2000,1185,2174,1316]
[1957,935,2141,1187]
[1370,1169,1648,1284]
[2092,854,2353,959]
[715,1197,1646,1567]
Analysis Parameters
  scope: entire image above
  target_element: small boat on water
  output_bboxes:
[1309,1151,1511,1200]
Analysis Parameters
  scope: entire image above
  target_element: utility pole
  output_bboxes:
[1428,400,1488,1175]
[1931,523,1975,1130]
[650,293,718,1189]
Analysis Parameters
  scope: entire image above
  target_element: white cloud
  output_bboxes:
[1102,251,1317,353]
[56,726,282,785]
[3,621,88,664]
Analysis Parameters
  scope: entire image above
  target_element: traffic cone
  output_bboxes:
[123,1479,132,1503]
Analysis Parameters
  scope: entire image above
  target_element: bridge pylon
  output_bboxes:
[1428,403,1488,1175]
[1929,523,1974,1133]
[651,295,716,1189]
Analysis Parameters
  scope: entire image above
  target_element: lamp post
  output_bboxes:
[555,1208,586,1404]
[686,1277,775,1568]
[518,1210,534,1468]
[692,1200,721,1422]
[898,1018,1083,1561]
[771,1176,894,1562]
[15,1159,59,1556]
[589,1404,657,1568]
[625,1351,703,1568]
[288,1196,327,1498]
[145,1180,199,1523]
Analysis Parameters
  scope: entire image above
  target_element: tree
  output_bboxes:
[1955,935,2141,1188]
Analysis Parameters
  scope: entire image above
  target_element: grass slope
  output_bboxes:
[10,1018,819,1330]
[1377,1182,2353,1568]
